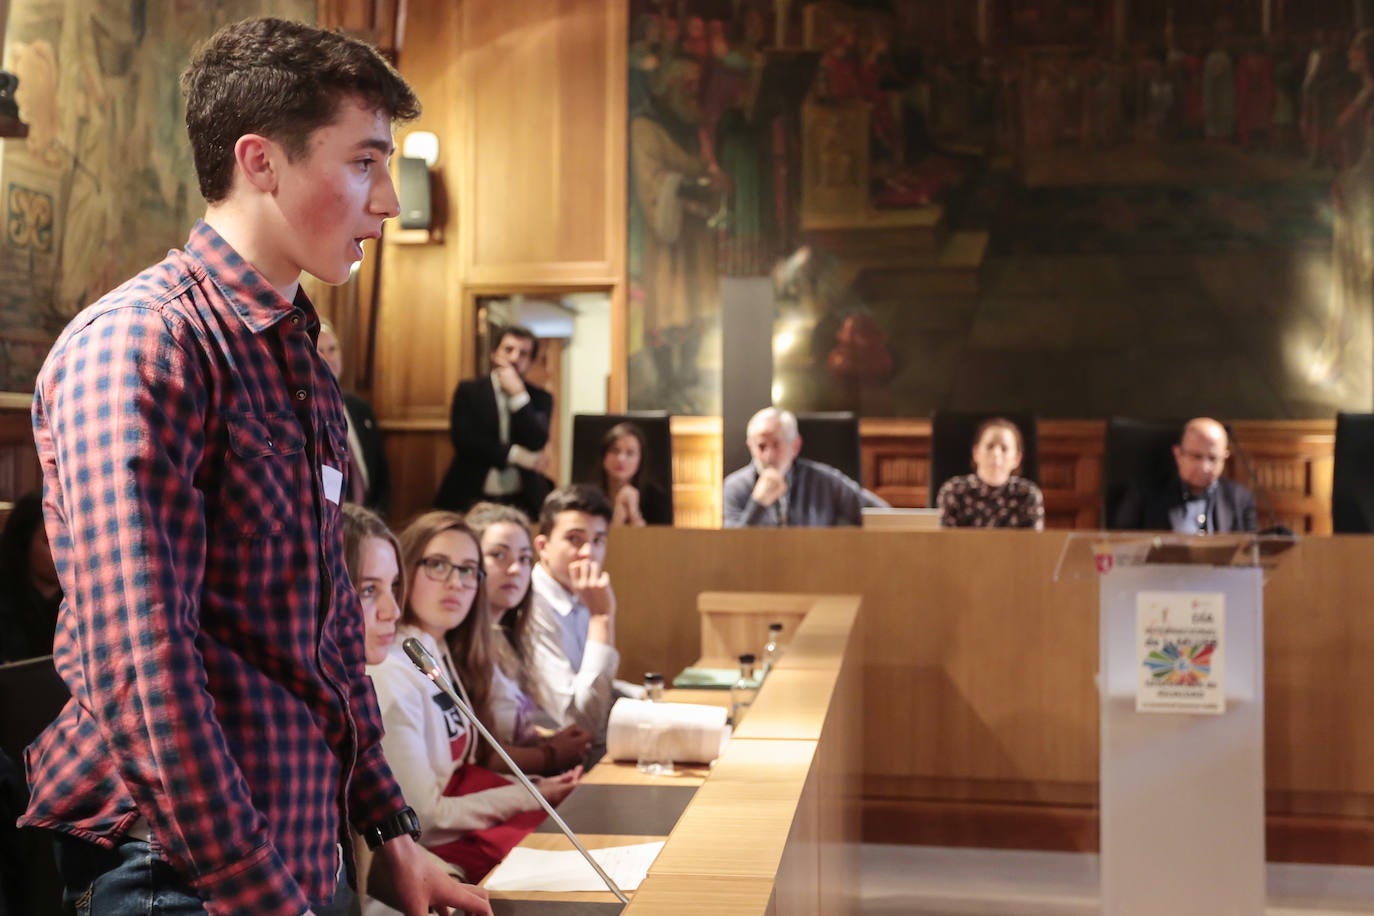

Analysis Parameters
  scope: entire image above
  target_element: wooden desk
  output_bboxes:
[486,592,862,915]
[608,527,1374,864]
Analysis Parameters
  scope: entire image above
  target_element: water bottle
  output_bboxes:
[643,671,664,702]
[730,653,759,725]
[761,622,784,678]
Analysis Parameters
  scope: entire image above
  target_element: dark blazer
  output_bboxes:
[1111,474,1258,533]
[342,392,390,514]
[435,375,554,518]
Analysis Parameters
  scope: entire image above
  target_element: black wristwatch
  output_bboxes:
[362,806,422,850]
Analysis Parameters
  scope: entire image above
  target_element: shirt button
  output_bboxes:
[290,315,301,326]
[266,439,274,448]
[296,389,307,401]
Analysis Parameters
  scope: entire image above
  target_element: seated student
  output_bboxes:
[723,407,868,527]
[597,422,672,526]
[1112,416,1258,533]
[368,511,581,884]
[340,504,429,915]
[936,417,1045,530]
[528,485,621,743]
[319,320,391,513]
[465,503,593,775]
[0,492,62,663]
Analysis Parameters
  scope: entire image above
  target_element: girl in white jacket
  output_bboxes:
[368,511,580,883]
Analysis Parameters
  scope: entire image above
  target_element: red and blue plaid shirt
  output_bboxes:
[22,221,405,915]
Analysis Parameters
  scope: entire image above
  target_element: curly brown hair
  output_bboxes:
[181,17,420,203]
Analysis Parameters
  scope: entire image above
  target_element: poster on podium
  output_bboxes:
[1135,591,1225,715]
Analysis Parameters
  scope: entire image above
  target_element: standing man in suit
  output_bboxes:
[1112,416,1259,533]
[318,319,390,514]
[435,325,553,519]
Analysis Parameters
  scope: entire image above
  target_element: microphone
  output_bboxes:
[402,637,629,904]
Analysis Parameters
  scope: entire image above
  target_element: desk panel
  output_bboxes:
[608,527,1374,862]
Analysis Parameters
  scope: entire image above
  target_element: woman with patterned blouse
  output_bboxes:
[937,418,1045,530]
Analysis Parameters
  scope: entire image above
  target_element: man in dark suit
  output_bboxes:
[435,325,554,518]
[317,321,390,514]
[1112,416,1258,533]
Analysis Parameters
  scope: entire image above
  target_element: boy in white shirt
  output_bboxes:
[527,485,620,742]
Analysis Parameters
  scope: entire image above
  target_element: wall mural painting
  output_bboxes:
[626,0,1374,421]
[0,0,313,393]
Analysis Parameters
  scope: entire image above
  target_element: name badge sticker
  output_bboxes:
[322,464,343,505]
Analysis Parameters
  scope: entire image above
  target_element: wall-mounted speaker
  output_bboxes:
[396,155,432,230]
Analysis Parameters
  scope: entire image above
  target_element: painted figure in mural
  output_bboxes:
[1302,28,1350,168]
[1313,29,1374,387]
[630,56,725,412]
[1202,26,1236,140]
[1236,41,1275,149]
[703,18,773,276]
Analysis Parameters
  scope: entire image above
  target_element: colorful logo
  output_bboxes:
[1143,641,1215,686]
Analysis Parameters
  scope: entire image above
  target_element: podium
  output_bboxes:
[1056,533,1297,915]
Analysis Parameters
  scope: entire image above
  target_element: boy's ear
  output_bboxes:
[234,134,279,193]
[534,533,548,555]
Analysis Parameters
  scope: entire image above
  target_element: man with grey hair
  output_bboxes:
[723,407,868,527]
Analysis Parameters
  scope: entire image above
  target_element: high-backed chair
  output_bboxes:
[1101,417,1185,529]
[570,412,674,523]
[928,410,1039,506]
[0,656,69,916]
[794,412,862,485]
[1333,412,1374,533]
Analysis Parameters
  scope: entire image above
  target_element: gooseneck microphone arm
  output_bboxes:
[402,637,629,905]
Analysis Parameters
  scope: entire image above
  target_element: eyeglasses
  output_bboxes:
[418,555,485,586]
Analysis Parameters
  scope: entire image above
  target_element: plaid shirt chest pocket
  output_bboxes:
[220,411,307,537]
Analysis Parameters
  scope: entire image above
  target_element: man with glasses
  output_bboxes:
[1112,417,1258,533]
[527,485,620,744]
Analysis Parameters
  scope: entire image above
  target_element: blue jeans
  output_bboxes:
[54,835,206,915]
[53,834,353,916]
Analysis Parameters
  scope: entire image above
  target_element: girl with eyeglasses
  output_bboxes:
[366,511,581,886]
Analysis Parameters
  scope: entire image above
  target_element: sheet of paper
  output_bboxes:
[483,840,665,892]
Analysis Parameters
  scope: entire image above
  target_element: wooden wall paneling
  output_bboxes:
[669,415,723,528]
[859,418,931,507]
[380,426,450,526]
[459,0,626,285]
[0,396,41,507]
[377,1,464,425]
[1036,420,1105,529]
[1230,420,1336,534]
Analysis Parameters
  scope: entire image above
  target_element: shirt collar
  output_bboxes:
[533,563,578,618]
[1181,479,1219,502]
[183,219,318,336]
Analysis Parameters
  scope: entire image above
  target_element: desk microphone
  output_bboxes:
[402,637,629,905]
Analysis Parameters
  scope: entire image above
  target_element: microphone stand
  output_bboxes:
[402,637,630,905]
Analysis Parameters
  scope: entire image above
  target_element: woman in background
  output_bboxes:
[465,503,591,775]
[368,511,580,884]
[597,422,672,526]
[937,418,1044,530]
